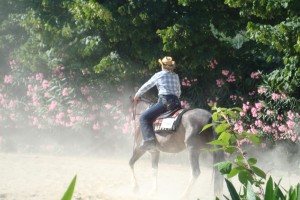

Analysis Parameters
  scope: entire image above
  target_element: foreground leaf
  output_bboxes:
[225,178,241,200]
[61,175,77,200]
[246,181,256,200]
[264,176,274,200]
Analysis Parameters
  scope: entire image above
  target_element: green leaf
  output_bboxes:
[246,181,256,200]
[208,140,228,146]
[225,178,241,200]
[61,175,77,200]
[247,134,260,144]
[227,167,243,178]
[224,146,236,154]
[219,132,232,145]
[238,170,253,186]
[215,123,230,134]
[212,112,219,121]
[297,183,300,197]
[215,161,232,175]
[274,181,285,199]
[247,158,257,166]
[201,123,214,133]
[252,166,266,179]
[264,176,274,200]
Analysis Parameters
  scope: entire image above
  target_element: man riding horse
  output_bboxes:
[133,56,181,150]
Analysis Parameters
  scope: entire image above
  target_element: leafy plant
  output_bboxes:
[204,105,300,199]
[61,175,77,200]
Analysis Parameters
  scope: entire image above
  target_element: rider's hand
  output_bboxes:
[133,96,141,103]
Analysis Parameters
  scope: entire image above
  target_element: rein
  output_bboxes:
[131,97,152,121]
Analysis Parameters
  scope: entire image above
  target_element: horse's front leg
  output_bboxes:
[129,148,146,193]
[149,150,160,194]
[181,147,200,199]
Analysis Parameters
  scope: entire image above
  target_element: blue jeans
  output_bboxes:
[139,95,179,142]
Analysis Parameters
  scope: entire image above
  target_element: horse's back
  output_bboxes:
[155,108,213,152]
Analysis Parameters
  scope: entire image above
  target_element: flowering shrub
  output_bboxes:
[181,59,299,144]
[237,86,300,143]
[0,61,133,134]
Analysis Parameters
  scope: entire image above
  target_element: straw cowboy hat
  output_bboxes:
[158,56,175,69]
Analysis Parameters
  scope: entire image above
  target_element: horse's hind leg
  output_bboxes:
[129,148,146,192]
[181,147,201,199]
[150,150,160,194]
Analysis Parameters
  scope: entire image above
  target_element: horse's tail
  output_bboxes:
[212,126,225,197]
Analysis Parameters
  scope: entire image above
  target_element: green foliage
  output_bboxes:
[205,105,300,199]
[225,0,300,102]
[61,175,77,200]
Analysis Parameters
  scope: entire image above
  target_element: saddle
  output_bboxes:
[153,108,190,133]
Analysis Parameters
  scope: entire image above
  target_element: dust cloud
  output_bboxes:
[0,95,299,200]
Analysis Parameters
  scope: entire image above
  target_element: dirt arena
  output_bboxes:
[0,130,299,200]
[0,149,299,200]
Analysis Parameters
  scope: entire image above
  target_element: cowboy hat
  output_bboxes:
[158,56,175,67]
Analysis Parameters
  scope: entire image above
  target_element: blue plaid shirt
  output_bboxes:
[135,71,181,98]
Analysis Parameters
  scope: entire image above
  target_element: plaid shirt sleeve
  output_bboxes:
[135,73,159,97]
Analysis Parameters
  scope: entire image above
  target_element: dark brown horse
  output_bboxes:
[129,98,224,199]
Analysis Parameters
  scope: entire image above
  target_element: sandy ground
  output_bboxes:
[0,151,221,200]
[0,151,299,200]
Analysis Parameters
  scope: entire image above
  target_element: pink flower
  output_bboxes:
[257,87,268,94]
[255,120,263,128]
[80,86,90,95]
[234,121,244,133]
[209,60,218,69]
[249,125,258,134]
[277,114,283,121]
[251,107,257,117]
[248,91,256,96]
[104,104,112,109]
[4,75,13,84]
[242,102,250,112]
[92,105,99,111]
[255,102,263,111]
[271,93,281,100]
[93,122,100,130]
[62,88,69,96]
[33,117,39,126]
[9,100,15,109]
[287,110,295,120]
[263,125,271,133]
[287,120,295,129]
[216,79,225,87]
[230,95,237,101]
[56,112,64,120]
[226,73,236,82]
[222,70,229,76]
[44,92,51,98]
[181,100,190,109]
[48,101,58,111]
[250,71,260,79]
[87,96,93,102]
[35,73,44,81]
[266,110,274,115]
[42,80,51,89]
[278,125,286,132]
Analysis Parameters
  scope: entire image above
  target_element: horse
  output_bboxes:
[129,97,225,199]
